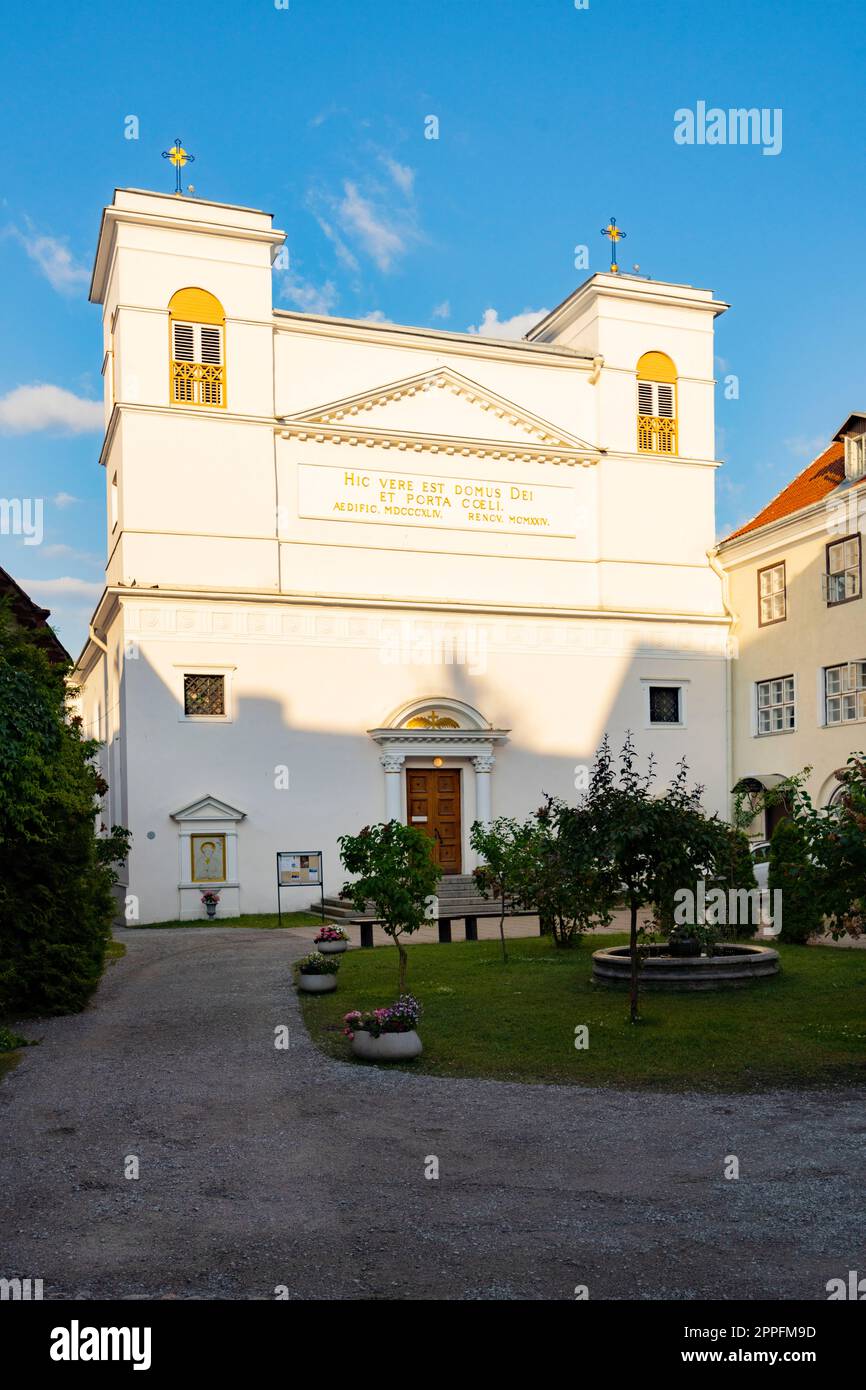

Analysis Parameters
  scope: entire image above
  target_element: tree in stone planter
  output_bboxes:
[338,820,441,993]
[587,735,723,1023]
[470,816,534,963]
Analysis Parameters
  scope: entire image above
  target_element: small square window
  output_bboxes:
[184,673,225,717]
[649,686,681,724]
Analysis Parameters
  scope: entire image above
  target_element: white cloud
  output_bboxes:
[277,272,338,316]
[53,492,80,508]
[0,384,103,434]
[431,300,451,320]
[338,181,407,272]
[360,310,393,324]
[381,156,415,197]
[314,215,360,272]
[16,576,102,600]
[467,307,549,341]
[6,224,90,295]
[41,544,101,564]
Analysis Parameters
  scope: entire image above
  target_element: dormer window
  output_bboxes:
[636,352,677,455]
[168,288,226,408]
[845,430,866,480]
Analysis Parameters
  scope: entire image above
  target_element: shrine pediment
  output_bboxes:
[279,367,600,463]
[170,795,246,823]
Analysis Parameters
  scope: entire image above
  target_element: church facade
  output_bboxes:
[75,188,731,922]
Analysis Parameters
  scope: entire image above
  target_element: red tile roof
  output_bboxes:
[722,440,847,542]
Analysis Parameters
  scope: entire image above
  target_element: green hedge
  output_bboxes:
[0,604,129,1015]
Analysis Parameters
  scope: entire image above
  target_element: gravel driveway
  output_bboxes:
[1,927,863,1301]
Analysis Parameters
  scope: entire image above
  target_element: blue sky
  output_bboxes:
[1,0,865,654]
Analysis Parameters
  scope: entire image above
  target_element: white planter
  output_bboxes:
[298,972,337,993]
[316,940,348,954]
[350,1029,423,1061]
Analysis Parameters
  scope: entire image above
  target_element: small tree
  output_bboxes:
[767,817,823,944]
[470,816,531,963]
[719,825,762,939]
[784,753,866,940]
[339,821,441,992]
[510,798,615,949]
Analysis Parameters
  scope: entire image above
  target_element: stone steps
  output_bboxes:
[321,874,518,921]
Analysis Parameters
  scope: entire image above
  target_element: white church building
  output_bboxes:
[75,188,731,922]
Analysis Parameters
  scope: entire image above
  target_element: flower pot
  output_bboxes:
[669,938,701,958]
[350,1029,423,1061]
[298,972,337,993]
[316,940,348,954]
[205,903,217,919]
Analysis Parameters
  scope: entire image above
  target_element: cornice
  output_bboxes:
[95,583,730,626]
[277,420,598,466]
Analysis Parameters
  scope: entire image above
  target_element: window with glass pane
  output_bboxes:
[183,673,225,717]
[826,536,861,604]
[825,661,866,724]
[758,562,786,624]
[649,686,681,724]
[756,676,795,734]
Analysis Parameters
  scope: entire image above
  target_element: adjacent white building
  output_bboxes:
[75,188,731,922]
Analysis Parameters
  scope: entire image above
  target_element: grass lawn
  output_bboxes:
[299,934,866,1092]
[128,911,324,931]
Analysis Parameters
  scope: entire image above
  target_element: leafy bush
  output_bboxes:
[0,603,129,1015]
[339,820,440,992]
[768,817,824,944]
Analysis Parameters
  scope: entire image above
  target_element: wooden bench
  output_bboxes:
[351,910,538,948]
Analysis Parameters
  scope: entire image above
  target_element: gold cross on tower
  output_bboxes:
[600,217,626,274]
[162,138,196,196]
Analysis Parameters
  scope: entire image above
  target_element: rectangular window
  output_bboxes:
[649,685,681,724]
[756,676,795,735]
[171,321,225,408]
[637,380,677,454]
[825,535,861,605]
[183,673,225,717]
[824,661,866,725]
[758,561,786,625]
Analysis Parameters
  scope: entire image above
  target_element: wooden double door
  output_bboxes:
[406,769,462,874]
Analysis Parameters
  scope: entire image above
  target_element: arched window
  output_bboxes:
[168,288,226,408]
[636,351,677,455]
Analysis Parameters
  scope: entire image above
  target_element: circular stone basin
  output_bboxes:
[592,942,780,991]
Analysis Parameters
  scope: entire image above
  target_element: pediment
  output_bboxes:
[171,794,246,823]
[282,367,597,455]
